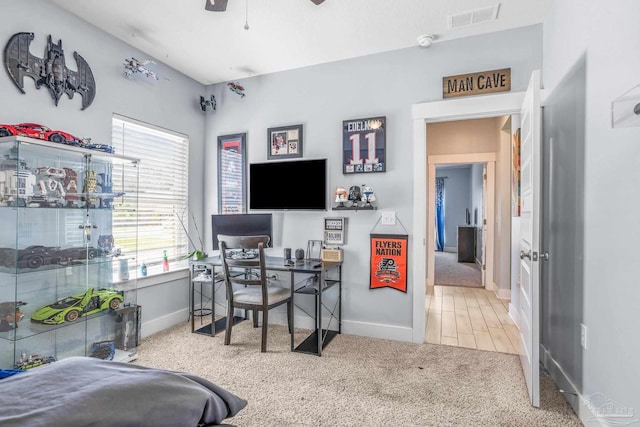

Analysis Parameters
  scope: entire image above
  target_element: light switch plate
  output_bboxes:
[381,211,396,225]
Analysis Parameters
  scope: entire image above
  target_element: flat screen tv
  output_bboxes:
[249,158,326,210]
[211,213,273,250]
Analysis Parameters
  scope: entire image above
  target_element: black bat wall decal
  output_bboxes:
[4,32,96,110]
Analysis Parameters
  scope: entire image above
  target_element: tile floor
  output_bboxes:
[426,285,520,355]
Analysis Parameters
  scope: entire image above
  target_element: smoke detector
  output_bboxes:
[417,34,436,47]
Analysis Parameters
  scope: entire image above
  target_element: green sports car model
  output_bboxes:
[31,288,124,325]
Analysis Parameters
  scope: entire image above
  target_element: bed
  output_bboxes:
[0,356,247,427]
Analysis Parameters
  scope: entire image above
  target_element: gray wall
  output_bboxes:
[436,166,471,251]
[0,0,206,335]
[543,0,640,418]
[204,25,543,338]
[541,56,585,399]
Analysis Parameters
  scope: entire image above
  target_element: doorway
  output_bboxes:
[424,116,515,354]
[410,91,526,345]
[434,163,485,289]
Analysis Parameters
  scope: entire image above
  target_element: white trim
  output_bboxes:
[411,118,427,344]
[444,246,457,253]
[495,288,511,299]
[343,319,414,342]
[137,268,190,289]
[508,302,520,325]
[428,153,497,164]
[412,91,526,344]
[540,346,603,426]
[141,308,189,338]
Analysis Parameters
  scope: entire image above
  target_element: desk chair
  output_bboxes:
[218,234,292,352]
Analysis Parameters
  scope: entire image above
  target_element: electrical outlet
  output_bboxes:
[580,323,587,349]
[66,267,73,276]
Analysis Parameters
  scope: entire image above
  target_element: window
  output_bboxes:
[111,115,189,273]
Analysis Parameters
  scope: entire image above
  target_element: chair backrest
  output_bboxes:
[217,234,270,306]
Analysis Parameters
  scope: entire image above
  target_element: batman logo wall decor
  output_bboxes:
[4,32,96,110]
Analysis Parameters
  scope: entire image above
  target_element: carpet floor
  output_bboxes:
[135,321,581,426]
[435,251,482,288]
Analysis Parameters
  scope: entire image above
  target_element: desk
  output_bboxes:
[189,256,342,356]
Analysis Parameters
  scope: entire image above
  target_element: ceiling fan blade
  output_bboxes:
[310,0,325,4]
[205,0,228,11]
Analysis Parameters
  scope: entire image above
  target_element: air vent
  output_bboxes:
[448,4,500,29]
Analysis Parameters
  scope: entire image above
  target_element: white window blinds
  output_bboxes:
[111,115,189,271]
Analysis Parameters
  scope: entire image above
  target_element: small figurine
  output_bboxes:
[334,187,348,207]
[63,167,80,207]
[361,185,376,206]
[0,301,27,332]
[82,170,98,207]
[348,185,361,207]
[33,166,66,207]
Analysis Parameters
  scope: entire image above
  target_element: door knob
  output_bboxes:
[520,250,532,260]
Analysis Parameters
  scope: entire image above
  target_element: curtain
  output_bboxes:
[435,177,445,252]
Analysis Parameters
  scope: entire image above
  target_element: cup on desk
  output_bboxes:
[284,248,291,260]
[295,248,305,260]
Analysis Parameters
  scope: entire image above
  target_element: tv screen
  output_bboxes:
[211,213,273,250]
[249,159,326,210]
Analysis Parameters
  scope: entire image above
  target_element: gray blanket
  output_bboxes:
[0,356,247,427]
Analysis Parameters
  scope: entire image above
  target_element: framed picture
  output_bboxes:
[343,116,386,174]
[267,124,303,159]
[217,133,247,214]
[323,217,346,245]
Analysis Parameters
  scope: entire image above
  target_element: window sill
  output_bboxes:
[130,268,190,289]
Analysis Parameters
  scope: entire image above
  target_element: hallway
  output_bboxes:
[426,285,519,354]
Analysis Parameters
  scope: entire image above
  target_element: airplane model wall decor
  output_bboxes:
[122,58,159,80]
[200,95,216,112]
[227,81,245,98]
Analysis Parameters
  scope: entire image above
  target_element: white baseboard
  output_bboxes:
[141,308,189,339]
[444,246,457,253]
[495,288,511,300]
[342,319,413,342]
[508,303,519,326]
[541,346,609,427]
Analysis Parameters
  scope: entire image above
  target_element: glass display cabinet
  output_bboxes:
[0,136,139,370]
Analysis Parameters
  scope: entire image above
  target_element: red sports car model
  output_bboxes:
[0,123,85,146]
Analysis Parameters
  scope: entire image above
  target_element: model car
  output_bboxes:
[14,245,59,269]
[31,287,124,325]
[0,123,86,146]
[57,246,103,263]
[14,353,56,370]
[2,245,104,269]
[86,143,114,153]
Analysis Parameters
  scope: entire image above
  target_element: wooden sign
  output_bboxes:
[443,68,511,99]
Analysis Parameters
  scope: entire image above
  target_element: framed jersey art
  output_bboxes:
[342,116,386,174]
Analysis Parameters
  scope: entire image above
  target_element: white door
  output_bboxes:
[518,70,542,407]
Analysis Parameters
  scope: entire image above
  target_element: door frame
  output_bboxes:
[411,91,526,344]
[427,154,495,290]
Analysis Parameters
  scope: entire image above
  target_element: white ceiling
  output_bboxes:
[49,0,551,85]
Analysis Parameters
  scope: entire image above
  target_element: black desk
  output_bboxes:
[189,256,342,356]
